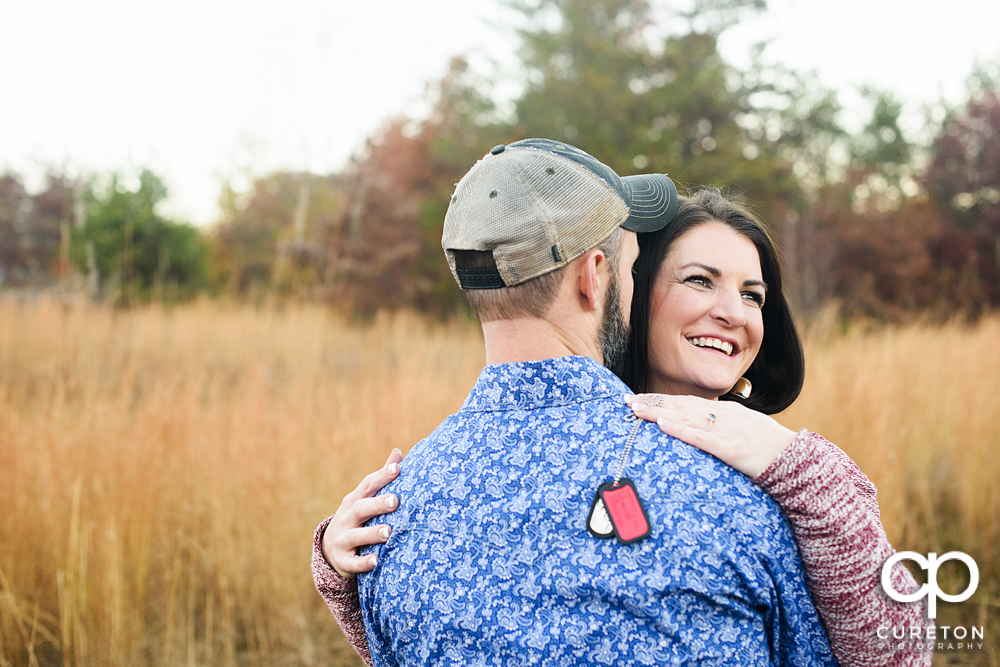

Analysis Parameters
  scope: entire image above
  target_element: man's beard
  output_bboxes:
[599,271,630,375]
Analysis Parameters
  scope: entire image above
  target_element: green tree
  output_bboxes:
[506,0,848,311]
[506,0,832,191]
[73,170,205,303]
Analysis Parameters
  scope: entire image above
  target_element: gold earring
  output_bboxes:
[730,377,752,399]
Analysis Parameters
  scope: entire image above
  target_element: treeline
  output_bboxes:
[2,0,998,321]
[0,170,204,303]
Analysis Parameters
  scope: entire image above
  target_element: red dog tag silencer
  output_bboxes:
[599,478,651,544]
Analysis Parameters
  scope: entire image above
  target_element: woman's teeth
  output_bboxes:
[688,337,734,356]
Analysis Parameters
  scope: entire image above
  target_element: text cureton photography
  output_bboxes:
[877,624,986,653]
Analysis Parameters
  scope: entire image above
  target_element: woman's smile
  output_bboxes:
[686,335,737,356]
[647,222,765,399]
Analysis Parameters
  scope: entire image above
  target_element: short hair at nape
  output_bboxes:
[454,228,623,323]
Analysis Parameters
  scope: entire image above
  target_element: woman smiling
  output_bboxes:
[313,189,930,667]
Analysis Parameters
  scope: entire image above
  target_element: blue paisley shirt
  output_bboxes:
[358,356,836,666]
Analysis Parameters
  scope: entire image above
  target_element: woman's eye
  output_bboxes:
[742,291,765,307]
[684,275,711,287]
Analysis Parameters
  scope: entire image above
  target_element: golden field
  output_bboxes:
[0,300,998,666]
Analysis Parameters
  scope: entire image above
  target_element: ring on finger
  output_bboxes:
[706,413,717,432]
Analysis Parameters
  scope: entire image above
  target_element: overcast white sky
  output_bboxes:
[1,0,998,224]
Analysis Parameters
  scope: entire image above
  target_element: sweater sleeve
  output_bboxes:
[312,516,373,667]
[752,430,932,666]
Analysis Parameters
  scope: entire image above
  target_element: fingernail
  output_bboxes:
[392,448,402,456]
[384,496,396,509]
[632,402,644,412]
[624,394,635,404]
[369,556,378,567]
[379,526,390,539]
[387,463,398,475]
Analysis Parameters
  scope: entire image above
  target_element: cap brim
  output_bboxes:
[620,174,678,234]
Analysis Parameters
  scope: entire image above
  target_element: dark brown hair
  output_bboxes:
[617,189,804,414]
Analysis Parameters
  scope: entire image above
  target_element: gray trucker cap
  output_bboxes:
[442,138,678,289]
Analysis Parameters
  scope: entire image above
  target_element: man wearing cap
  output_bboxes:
[340,139,836,666]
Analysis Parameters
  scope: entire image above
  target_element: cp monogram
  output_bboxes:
[882,551,979,618]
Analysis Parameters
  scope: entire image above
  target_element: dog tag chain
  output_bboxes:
[586,415,652,545]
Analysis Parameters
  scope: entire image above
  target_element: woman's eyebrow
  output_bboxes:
[680,262,720,276]
[681,262,768,292]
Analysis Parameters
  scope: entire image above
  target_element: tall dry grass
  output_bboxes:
[782,316,1000,666]
[0,299,483,666]
[0,300,997,665]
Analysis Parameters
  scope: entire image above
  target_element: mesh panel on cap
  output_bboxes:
[443,147,627,286]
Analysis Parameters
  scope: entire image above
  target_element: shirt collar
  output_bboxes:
[461,355,629,413]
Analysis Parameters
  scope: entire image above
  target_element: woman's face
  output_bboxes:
[646,222,766,399]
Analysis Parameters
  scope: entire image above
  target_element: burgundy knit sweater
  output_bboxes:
[312,431,931,666]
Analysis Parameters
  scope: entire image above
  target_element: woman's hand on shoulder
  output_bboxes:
[321,449,403,580]
[625,394,796,478]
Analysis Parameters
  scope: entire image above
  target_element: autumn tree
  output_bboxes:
[0,172,68,286]
[922,73,1000,314]
[0,175,31,286]
[207,0,997,321]
[800,90,936,320]
[801,75,1000,321]
[211,172,343,298]
[320,57,508,314]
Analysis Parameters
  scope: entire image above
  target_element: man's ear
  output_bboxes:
[574,248,606,313]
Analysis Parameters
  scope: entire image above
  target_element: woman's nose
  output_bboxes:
[710,289,747,328]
